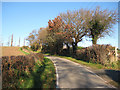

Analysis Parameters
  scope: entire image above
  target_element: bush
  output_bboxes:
[117,60,120,69]
[77,46,85,50]
[59,49,70,56]
[2,53,44,89]
[41,45,50,54]
[22,46,29,49]
[30,44,40,51]
[76,44,116,65]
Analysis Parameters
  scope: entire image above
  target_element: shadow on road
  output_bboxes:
[105,70,120,83]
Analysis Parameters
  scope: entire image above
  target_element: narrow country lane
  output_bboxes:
[46,56,116,88]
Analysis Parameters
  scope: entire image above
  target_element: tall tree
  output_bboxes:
[60,9,91,53]
[48,16,65,54]
[26,30,37,45]
[26,30,39,51]
[37,27,48,51]
[86,6,117,44]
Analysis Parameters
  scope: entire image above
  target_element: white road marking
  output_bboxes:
[49,56,116,88]
[50,57,59,88]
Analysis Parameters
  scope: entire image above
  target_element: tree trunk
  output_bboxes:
[92,35,97,45]
[72,42,77,54]
[66,43,70,56]
[66,43,70,51]
[92,39,97,44]
[56,41,63,55]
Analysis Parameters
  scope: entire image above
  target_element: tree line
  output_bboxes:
[26,6,117,55]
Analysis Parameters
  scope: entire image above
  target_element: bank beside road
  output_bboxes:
[1,47,56,89]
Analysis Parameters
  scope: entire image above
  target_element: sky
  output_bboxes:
[2,2,119,48]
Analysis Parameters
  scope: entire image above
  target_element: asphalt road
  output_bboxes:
[46,56,116,88]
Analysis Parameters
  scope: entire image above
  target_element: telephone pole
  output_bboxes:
[11,34,13,47]
[8,36,10,46]
[19,37,20,47]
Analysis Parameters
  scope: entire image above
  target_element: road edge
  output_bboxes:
[52,56,117,88]
[46,56,59,88]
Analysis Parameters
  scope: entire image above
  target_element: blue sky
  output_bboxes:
[2,2,118,47]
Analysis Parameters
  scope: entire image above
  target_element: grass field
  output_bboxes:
[1,46,25,56]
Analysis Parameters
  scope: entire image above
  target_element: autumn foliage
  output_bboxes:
[47,16,74,54]
[48,16,65,38]
[47,16,65,54]
[27,6,117,57]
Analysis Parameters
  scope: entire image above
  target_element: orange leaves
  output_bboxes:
[48,15,74,43]
[56,32,62,35]
[48,16,64,34]
[64,24,69,29]
[49,28,52,31]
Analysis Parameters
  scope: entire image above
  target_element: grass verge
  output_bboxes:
[20,47,41,54]
[33,50,41,53]
[58,56,119,70]
[45,53,119,70]
[60,56,104,69]
[18,57,56,88]
[45,53,105,70]
[19,48,30,55]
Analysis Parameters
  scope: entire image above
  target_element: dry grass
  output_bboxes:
[1,46,25,57]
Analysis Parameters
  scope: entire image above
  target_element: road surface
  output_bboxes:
[46,56,116,88]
